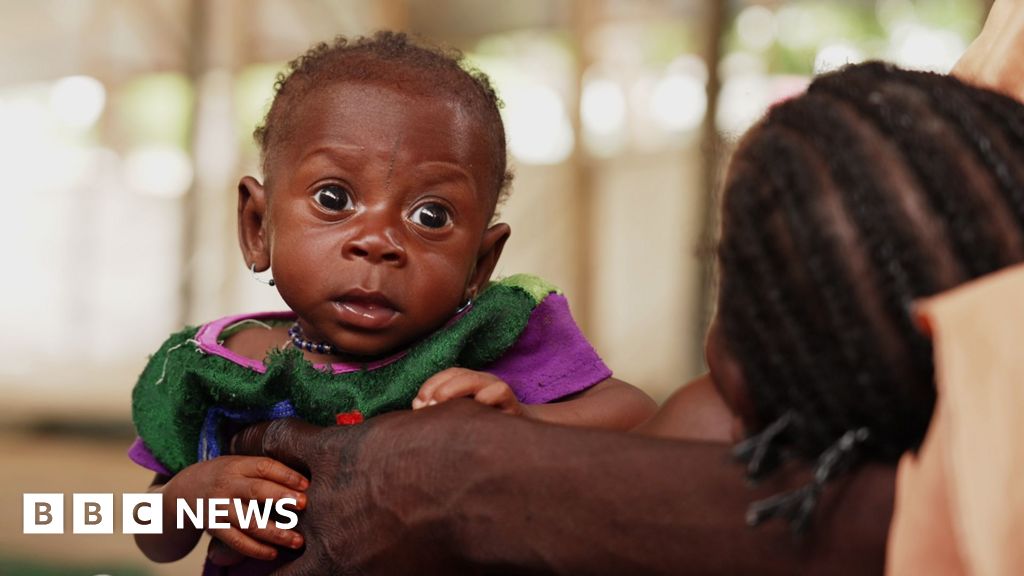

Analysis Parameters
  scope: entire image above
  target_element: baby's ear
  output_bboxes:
[238,176,270,270]
[467,223,511,298]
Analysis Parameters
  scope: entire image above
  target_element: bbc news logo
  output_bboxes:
[23,493,298,534]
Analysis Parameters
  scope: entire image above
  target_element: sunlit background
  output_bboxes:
[0,0,986,572]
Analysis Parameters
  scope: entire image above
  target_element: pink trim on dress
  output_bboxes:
[194,311,408,375]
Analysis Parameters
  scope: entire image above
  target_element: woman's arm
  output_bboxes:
[232,404,895,575]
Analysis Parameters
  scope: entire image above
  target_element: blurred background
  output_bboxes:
[0,0,988,573]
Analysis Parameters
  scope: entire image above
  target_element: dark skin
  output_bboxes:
[636,319,753,443]
[230,403,894,575]
[234,80,651,428]
[136,77,655,564]
[134,457,309,563]
[242,82,509,360]
[218,307,894,574]
[218,12,1024,572]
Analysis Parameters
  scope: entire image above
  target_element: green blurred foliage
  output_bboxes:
[235,62,283,151]
[726,0,984,76]
[114,73,193,148]
[636,21,699,67]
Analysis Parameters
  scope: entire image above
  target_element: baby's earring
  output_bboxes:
[250,263,275,287]
[456,295,473,314]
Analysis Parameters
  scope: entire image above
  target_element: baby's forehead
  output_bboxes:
[286,57,473,122]
[286,84,480,155]
[283,80,494,160]
[288,56,485,118]
[301,78,478,124]
[269,81,500,208]
[259,44,508,204]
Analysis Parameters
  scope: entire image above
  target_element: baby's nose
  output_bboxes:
[342,220,406,265]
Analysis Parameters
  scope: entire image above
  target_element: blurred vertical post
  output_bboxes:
[692,0,727,371]
[179,0,206,327]
[569,0,599,333]
[180,0,245,325]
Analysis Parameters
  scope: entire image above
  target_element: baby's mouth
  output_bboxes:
[331,290,400,330]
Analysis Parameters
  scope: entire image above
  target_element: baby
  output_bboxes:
[131,32,655,572]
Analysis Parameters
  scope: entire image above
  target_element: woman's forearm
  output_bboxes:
[236,402,894,574]
[436,408,893,574]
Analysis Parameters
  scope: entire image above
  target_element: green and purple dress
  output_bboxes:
[129,274,612,476]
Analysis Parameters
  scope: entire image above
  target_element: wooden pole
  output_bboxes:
[570,0,598,333]
[691,0,728,371]
[177,0,206,326]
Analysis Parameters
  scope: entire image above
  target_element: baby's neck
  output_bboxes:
[221,319,411,366]
[297,345,403,366]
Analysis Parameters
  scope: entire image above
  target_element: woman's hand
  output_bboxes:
[953,0,1024,101]
[230,412,475,574]
[230,406,895,576]
[413,367,532,417]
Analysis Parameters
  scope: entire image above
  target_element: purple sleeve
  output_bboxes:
[128,437,172,476]
[482,293,612,404]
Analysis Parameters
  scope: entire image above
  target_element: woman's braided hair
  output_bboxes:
[255,31,512,205]
[717,62,1024,527]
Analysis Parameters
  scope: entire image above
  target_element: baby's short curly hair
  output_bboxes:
[255,31,512,206]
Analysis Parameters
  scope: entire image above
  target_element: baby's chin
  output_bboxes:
[326,331,429,363]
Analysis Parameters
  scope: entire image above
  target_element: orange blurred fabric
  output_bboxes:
[887,264,1024,575]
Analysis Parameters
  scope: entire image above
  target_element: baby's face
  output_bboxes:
[261,81,505,358]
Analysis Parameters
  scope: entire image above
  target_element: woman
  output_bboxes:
[225,3,1024,573]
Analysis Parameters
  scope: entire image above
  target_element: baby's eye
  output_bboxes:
[410,203,451,229]
[313,185,352,211]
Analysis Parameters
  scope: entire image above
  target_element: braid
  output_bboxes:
[720,170,840,451]
[969,87,1024,150]
[812,64,1021,275]
[722,117,919,460]
[897,71,1024,236]
[718,62,1024,482]
[717,229,791,438]
[772,94,937,454]
[748,134,876,437]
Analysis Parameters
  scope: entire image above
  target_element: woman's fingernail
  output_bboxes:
[428,399,438,406]
[412,398,424,409]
